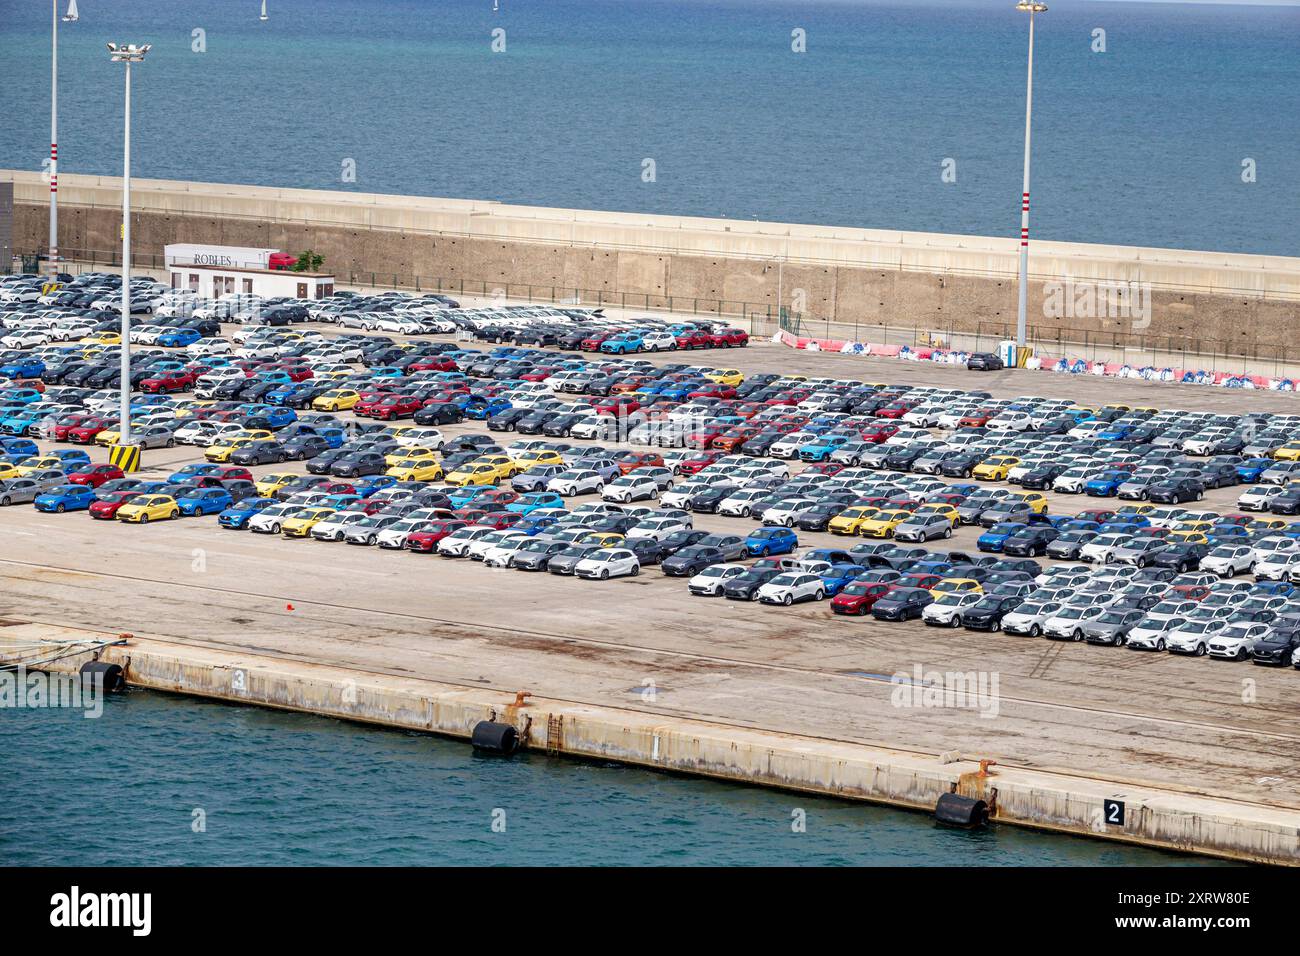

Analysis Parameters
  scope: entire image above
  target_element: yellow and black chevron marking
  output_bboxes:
[108,443,142,473]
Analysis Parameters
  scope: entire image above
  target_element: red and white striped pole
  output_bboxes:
[1015,2,1047,354]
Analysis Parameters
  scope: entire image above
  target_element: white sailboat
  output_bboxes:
[260,0,268,21]
[62,0,79,23]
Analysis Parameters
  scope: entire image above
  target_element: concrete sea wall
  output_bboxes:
[6,171,1299,361]
[8,624,1298,866]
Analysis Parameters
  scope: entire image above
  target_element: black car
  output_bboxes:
[657,529,711,556]
[541,413,585,437]
[1018,464,1069,490]
[511,539,570,571]
[230,440,288,466]
[1268,489,1300,516]
[329,451,387,478]
[688,485,738,514]
[660,545,726,577]
[961,594,1023,631]
[1149,541,1210,572]
[1146,477,1204,504]
[280,435,332,461]
[486,408,534,432]
[1250,627,1300,666]
[966,352,1004,371]
[870,586,934,621]
[305,447,351,474]
[722,568,783,601]
[413,402,464,425]
[939,452,984,480]
[1001,526,1059,557]
[624,537,663,566]
[514,410,561,435]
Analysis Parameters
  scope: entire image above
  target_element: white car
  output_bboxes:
[1251,536,1300,566]
[1078,533,1131,564]
[1237,485,1286,511]
[1000,601,1063,637]
[687,563,748,596]
[247,503,305,535]
[1207,621,1269,661]
[547,469,606,496]
[717,488,772,517]
[921,591,982,627]
[1165,619,1228,656]
[1199,545,1256,578]
[376,518,434,550]
[1125,616,1182,651]
[602,474,661,503]
[1042,605,1106,641]
[626,515,692,541]
[756,572,826,605]
[483,536,532,568]
[641,330,678,351]
[437,525,498,557]
[394,427,444,450]
[1253,551,1300,582]
[574,548,640,579]
[309,510,371,542]
[466,530,529,561]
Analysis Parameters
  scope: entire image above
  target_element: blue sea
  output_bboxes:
[0,0,1296,254]
[0,688,1223,866]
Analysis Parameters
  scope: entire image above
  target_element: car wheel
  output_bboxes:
[1195,643,1207,657]
[943,527,952,539]
[0,497,7,507]
[139,513,148,523]
[949,616,961,628]
[992,620,1001,632]
[55,503,65,513]
[750,591,761,602]
[1072,629,1083,642]
[1236,647,1247,661]
[271,523,281,534]
[630,565,640,576]
[1156,639,1166,651]
[1029,624,1041,637]
[600,569,609,580]
[814,590,825,601]
[782,593,793,606]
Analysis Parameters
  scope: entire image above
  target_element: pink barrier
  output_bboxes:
[870,344,902,357]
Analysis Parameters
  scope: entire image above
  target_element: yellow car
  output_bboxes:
[704,368,743,387]
[386,457,444,481]
[1116,503,1155,516]
[312,388,362,411]
[445,462,502,487]
[1102,403,1131,413]
[1008,491,1048,514]
[1166,530,1208,544]
[79,331,121,345]
[281,507,336,537]
[914,502,960,527]
[384,445,440,467]
[204,435,259,462]
[94,423,150,446]
[1272,441,1300,461]
[513,450,564,470]
[169,400,212,418]
[116,494,180,523]
[580,531,625,548]
[857,508,912,539]
[255,472,299,497]
[13,456,64,476]
[1249,517,1287,532]
[931,578,983,598]
[828,506,881,536]
[972,456,1020,481]
[1175,519,1218,535]
[476,455,522,480]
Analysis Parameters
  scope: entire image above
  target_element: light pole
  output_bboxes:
[49,0,79,276]
[1015,1,1046,354]
[108,42,149,445]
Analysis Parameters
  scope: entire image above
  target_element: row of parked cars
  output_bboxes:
[5,279,1300,668]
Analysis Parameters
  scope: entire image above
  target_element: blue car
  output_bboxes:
[0,437,39,458]
[1,410,45,436]
[218,497,278,529]
[798,435,851,462]
[516,514,565,536]
[977,522,1026,553]
[49,449,92,468]
[176,487,234,516]
[802,548,856,566]
[506,491,565,515]
[156,328,202,348]
[464,396,513,420]
[351,474,398,498]
[820,563,867,596]
[168,463,224,483]
[599,332,645,355]
[1250,580,1294,597]
[1237,458,1274,483]
[1084,470,1130,497]
[745,526,799,557]
[34,484,98,513]
[0,357,45,378]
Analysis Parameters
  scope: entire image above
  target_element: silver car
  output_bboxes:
[0,475,63,505]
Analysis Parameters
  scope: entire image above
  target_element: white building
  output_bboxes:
[169,262,336,300]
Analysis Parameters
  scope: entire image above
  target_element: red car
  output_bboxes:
[405,519,468,552]
[958,410,995,428]
[1078,509,1116,524]
[618,452,665,475]
[580,332,615,352]
[67,418,117,444]
[67,463,125,488]
[53,414,96,442]
[89,490,142,519]
[476,511,524,531]
[677,451,724,476]
[831,581,897,616]
[366,395,423,420]
[140,370,196,394]
[860,424,899,444]
[592,396,642,416]
[674,331,712,350]
[406,356,457,373]
[712,426,762,452]
[1169,584,1211,602]
[804,462,845,477]
[687,384,737,400]
[709,328,748,347]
